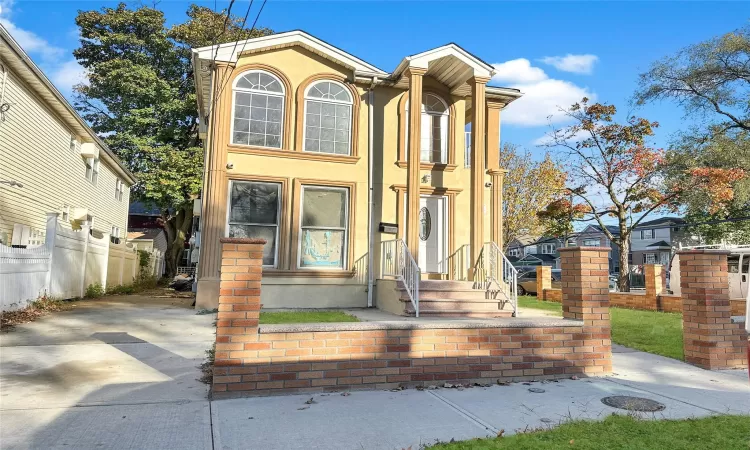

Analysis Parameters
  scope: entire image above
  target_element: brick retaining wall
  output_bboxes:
[213,321,611,397]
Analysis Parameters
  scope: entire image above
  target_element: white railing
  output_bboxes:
[476,242,518,316]
[442,244,470,281]
[381,239,420,317]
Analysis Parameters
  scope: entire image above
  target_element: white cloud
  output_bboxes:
[533,128,590,146]
[540,54,598,74]
[0,0,84,95]
[51,59,87,92]
[490,58,594,127]
[491,59,548,84]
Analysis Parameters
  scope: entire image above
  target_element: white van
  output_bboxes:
[669,245,750,298]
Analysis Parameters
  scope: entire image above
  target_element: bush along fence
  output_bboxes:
[0,213,164,311]
[537,264,745,316]
[212,240,613,398]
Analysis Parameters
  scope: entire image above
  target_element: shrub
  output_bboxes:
[85,283,105,298]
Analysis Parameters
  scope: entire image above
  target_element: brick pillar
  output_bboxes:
[644,264,664,309]
[536,266,551,300]
[558,246,612,375]
[213,238,266,392]
[679,250,748,370]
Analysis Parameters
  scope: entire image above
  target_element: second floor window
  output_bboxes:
[232,70,285,148]
[115,179,125,201]
[542,243,556,254]
[85,157,99,185]
[583,238,599,247]
[641,229,655,239]
[406,93,449,164]
[303,81,353,155]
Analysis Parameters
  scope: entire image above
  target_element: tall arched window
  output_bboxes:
[232,70,285,148]
[406,93,449,164]
[303,81,353,155]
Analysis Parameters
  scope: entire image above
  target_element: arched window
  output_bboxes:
[406,93,449,163]
[232,70,285,148]
[303,81,353,155]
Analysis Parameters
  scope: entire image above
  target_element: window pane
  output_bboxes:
[235,105,250,119]
[251,94,267,107]
[320,140,334,153]
[234,131,249,144]
[250,107,266,120]
[235,92,252,106]
[305,138,319,152]
[234,119,249,132]
[267,96,282,109]
[249,120,264,133]
[300,229,344,268]
[248,133,265,146]
[302,188,346,228]
[266,134,281,148]
[230,182,279,224]
[229,224,276,266]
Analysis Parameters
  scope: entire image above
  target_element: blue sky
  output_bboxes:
[1,0,746,154]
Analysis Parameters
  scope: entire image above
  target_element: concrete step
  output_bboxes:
[401,297,509,311]
[403,309,515,318]
[399,289,492,301]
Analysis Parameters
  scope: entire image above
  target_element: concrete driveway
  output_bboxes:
[1,297,748,450]
[0,295,216,450]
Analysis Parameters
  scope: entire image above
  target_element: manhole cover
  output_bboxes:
[601,396,666,412]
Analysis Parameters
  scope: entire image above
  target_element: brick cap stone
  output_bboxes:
[259,317,584,333]
[677,249,731,255]
[558,246,611,253]
[219,237,267,244]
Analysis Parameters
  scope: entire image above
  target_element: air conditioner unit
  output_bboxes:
[80,142,99,159]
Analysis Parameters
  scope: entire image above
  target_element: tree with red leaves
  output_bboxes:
[540,98,744,291]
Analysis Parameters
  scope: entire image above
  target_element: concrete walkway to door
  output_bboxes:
[1,295,748,450]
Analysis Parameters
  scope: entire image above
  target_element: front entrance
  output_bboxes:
[417,196,446,273]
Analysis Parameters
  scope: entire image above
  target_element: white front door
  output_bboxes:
[418,196,446,273]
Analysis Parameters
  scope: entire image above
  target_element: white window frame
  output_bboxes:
[85,157,99,185]
[405,93,450,164]
[302,80,353,156]
[542,243,556,254]
[641,229,654,239]
[645,253,657,264]
[115,179,124,201]
[297,185,349,271]
[225,180,282,268]
[509,248,520,257]
[230,70,285,149]
[583,238,599,247]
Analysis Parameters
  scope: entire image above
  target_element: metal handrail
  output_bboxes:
[381,239,420,317]
[478,242,518,316]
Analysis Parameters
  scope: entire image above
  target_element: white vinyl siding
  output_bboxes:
[0,69,130,240]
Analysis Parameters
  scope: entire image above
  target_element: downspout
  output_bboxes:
[367,77,378,308]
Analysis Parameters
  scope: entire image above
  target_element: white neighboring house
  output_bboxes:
[0,25,136,245]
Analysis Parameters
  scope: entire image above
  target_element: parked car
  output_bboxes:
[517,269,561,295]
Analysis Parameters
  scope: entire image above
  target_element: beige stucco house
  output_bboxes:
[191,31,522,315]
[0,25,136,246]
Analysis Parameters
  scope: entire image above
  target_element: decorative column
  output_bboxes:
[405,67,426,260]
[644,264,664,309]
[196,64,232,309]
[679,250,748,370]
[488,169,505,250]
[558,246,612,375]
[469,76,490,280]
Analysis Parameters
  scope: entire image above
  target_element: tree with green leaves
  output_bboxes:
[72,3,272,276]
[635,24,750,244]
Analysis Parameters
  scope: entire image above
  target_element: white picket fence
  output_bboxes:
[0,213,164,311]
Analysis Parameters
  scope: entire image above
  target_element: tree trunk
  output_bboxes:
[617,238,630,292]
[162,204,194,278]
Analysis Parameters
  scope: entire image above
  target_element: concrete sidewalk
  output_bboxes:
[1,297,748,450]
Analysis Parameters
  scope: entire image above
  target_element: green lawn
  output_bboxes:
[519,295,685,360]
[518,295,564,312]
[427,414,750,449]
[259,310,360,324]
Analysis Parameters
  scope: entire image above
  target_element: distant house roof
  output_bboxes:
[519,253,558,262]
[533,236,562,245]
[509,234,539,247]
[647,240,671,248]
[129,202,161,216]
[635,217,685,228]
[583,225,620,236]
[128,228,164,241]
